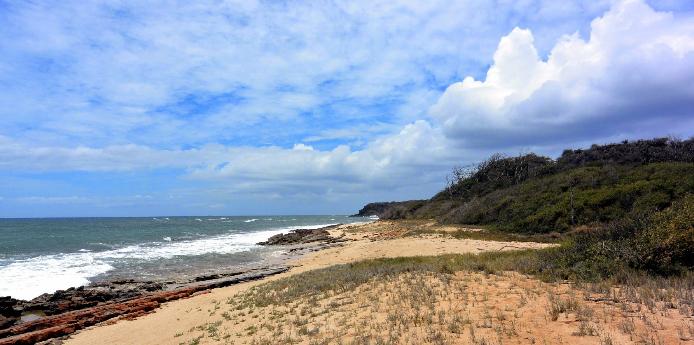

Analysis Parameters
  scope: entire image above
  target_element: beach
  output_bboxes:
[0,216,368,300]
[64,221,555,345]
[3,0,692,343]
[2,220,692,345]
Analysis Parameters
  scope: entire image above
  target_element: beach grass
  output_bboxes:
[177,250,692,344]
[404,225,562,243]
[234,250,693,310]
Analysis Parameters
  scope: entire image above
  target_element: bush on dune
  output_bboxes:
[379,137,694,235]
[541,195,694,280]
[632,194,694,272]
[366,137,694,279]
[246,198,694,307]
[434,153,555,201]
[441,162,694,233]
[557,137,694,169]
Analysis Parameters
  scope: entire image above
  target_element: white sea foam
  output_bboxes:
[0,223,338,300]
[244,218,258,223]
[0,254,114,300]
[163,236,172,242]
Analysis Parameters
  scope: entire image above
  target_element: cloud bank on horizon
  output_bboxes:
[0,0,692,216]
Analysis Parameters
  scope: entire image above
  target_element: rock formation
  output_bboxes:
[257,225,344,245]
[0,267,289,345]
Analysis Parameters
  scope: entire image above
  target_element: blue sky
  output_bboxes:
[1,0,693,217]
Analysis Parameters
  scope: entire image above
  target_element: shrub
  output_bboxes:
[440,163,694,233]
[544,195,694,279]
[366,137,694,232]
[557,137,694,169]
[632,194,694,273]
[436,153,555,201]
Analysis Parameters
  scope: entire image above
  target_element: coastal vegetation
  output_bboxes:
[66,138,694,345]
[372,137,694,232]
[179,251,693,344]
[358,137,694,279]
[168,137,693,344]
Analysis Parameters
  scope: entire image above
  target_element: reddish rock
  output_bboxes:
[0,266,289,345]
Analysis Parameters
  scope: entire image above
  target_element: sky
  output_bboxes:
[0,0,693,217]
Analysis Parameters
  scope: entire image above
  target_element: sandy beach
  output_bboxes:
[56,220,693,345]
[62,221,555,345]
[3,0,693,343]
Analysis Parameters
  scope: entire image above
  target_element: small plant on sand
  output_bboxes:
[619,317,636,336]
[547,294,578,321]
[245,325,258,336]
[573,320,597,336]
[187,335,203,345]
[600,333,614,345]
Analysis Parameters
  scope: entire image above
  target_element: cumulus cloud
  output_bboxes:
[189,120,455,190]
[430,0,694,148]
[0,0,614,148]
[2,1,691,181]
[1,0,693,215]
[0,121,457,194]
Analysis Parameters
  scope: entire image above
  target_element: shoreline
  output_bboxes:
[1,220,688,344]
[0,216,366,302]
[1,220,554,345]
[0,224,356,345]
[61,220,555,345]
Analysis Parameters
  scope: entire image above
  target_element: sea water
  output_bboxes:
[0,215,372,300]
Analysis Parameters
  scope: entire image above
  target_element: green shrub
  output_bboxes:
[633,195,694,273]
[557,137,694,169]
[442,163,694,233]
[435,153,555,201]
[372,138,694,234]
[540,196,694,279]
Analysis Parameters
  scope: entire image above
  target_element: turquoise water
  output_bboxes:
[0,216,371,300]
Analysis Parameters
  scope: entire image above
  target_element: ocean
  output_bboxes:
[0,215,372,300]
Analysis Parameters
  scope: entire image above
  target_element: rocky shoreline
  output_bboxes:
[0,225,348,345]
[257,224,346,245]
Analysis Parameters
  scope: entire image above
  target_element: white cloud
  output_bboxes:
[0,121,458,194]
[188,120,455,189]
[302,122,398,144]
[15,196,91,204]
[0,0,614,148]
[430,0,694,148]
[1,0,693,215]
[0,135,191,171]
